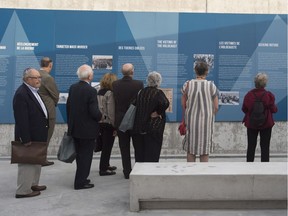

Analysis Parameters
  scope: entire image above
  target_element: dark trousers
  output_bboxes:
[133,131,163,162]
[73,138,95,188]
[246,127,272,162]
[117,130,136,177]
[99,126,115,171]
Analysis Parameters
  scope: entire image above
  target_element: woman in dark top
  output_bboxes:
[242,73,278,162]
[133,71,170,162]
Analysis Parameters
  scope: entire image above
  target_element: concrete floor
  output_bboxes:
[0,156,287,216]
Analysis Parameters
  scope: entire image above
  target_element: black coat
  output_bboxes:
[112,76,144,128]
[66,81,102,139]
[13,83,49,143]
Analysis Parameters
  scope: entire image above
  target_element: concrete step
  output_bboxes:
[130,162,288,211]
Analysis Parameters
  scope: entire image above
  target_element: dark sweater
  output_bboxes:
[133,87,169,134]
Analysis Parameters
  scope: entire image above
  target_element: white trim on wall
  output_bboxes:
[0,0,287,14]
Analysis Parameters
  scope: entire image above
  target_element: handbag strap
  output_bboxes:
[132,88,142,105]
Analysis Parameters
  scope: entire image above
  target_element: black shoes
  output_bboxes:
[107,166,117,171]
[74,183,94,190]
[99,170,116,176]
[99,165,117,176]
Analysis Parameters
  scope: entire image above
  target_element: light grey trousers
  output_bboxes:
[16,164,41,195]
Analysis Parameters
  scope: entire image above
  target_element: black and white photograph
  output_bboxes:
[193,54,214,69]
[92,55,113,70]
[219,91,240,105]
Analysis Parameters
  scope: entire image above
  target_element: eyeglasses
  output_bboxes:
[28,76,42,80]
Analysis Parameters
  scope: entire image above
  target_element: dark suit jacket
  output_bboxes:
[112,76,144,128]
[13,83,49,143]
[66,81,102,139]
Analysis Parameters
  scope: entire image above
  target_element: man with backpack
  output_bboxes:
[242,73,278,162]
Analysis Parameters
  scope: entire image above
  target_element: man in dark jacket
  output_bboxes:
[66,64,102,189]
[13,68,49,198]
[112,63,144,179]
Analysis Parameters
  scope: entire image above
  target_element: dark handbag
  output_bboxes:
[178,121,186,136]
[57,132,76,163]
[11,141,48,165]
[118,104,136,132]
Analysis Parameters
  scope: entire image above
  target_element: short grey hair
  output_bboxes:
[77,64,93,80]
[254,72,268,88]
[22,67,35,81]
[147,71,162,87]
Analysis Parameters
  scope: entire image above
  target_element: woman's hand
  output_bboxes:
[151,111,162,119]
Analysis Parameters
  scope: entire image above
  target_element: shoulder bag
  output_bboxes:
[118,103,136,132]
[57,132,76,163]
[11,141,48,165]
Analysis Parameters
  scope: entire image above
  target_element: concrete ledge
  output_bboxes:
[130,162,288,211]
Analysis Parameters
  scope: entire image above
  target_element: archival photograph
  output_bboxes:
[219,91,240,105]
[92,55,113,70]
[193,54,214,69]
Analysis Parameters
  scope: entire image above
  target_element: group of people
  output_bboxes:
[12,60,170,196]
[180,62,277,164]
[12,58,277,198]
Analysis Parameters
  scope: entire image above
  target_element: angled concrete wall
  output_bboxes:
[0,0,287,157]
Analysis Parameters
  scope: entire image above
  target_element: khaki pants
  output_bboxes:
[16,164,41,195]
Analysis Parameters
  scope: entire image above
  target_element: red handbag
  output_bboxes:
[178,121,186,136]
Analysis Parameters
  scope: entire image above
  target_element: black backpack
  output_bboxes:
[249,92,267,128]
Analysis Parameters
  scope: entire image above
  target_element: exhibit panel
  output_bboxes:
[0,9,286,123]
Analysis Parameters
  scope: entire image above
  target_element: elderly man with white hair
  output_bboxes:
[66,64,102,190]
[132,71,170,162]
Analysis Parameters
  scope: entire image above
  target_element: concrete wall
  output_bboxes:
[0,0,287,14]
[0,0,287,157]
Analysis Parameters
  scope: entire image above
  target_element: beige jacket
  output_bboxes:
[97,90,115,127]
[38,70,60,119]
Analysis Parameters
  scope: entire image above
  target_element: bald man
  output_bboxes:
[112,63,144,179]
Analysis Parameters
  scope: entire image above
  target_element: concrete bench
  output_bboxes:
[130,162,287,211]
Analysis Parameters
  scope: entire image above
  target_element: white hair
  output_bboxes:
[146,71,162,88]
[77,64,93,80]
[254,72,268,88]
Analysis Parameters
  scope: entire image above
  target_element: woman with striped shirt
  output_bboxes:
[181,61,219,162]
